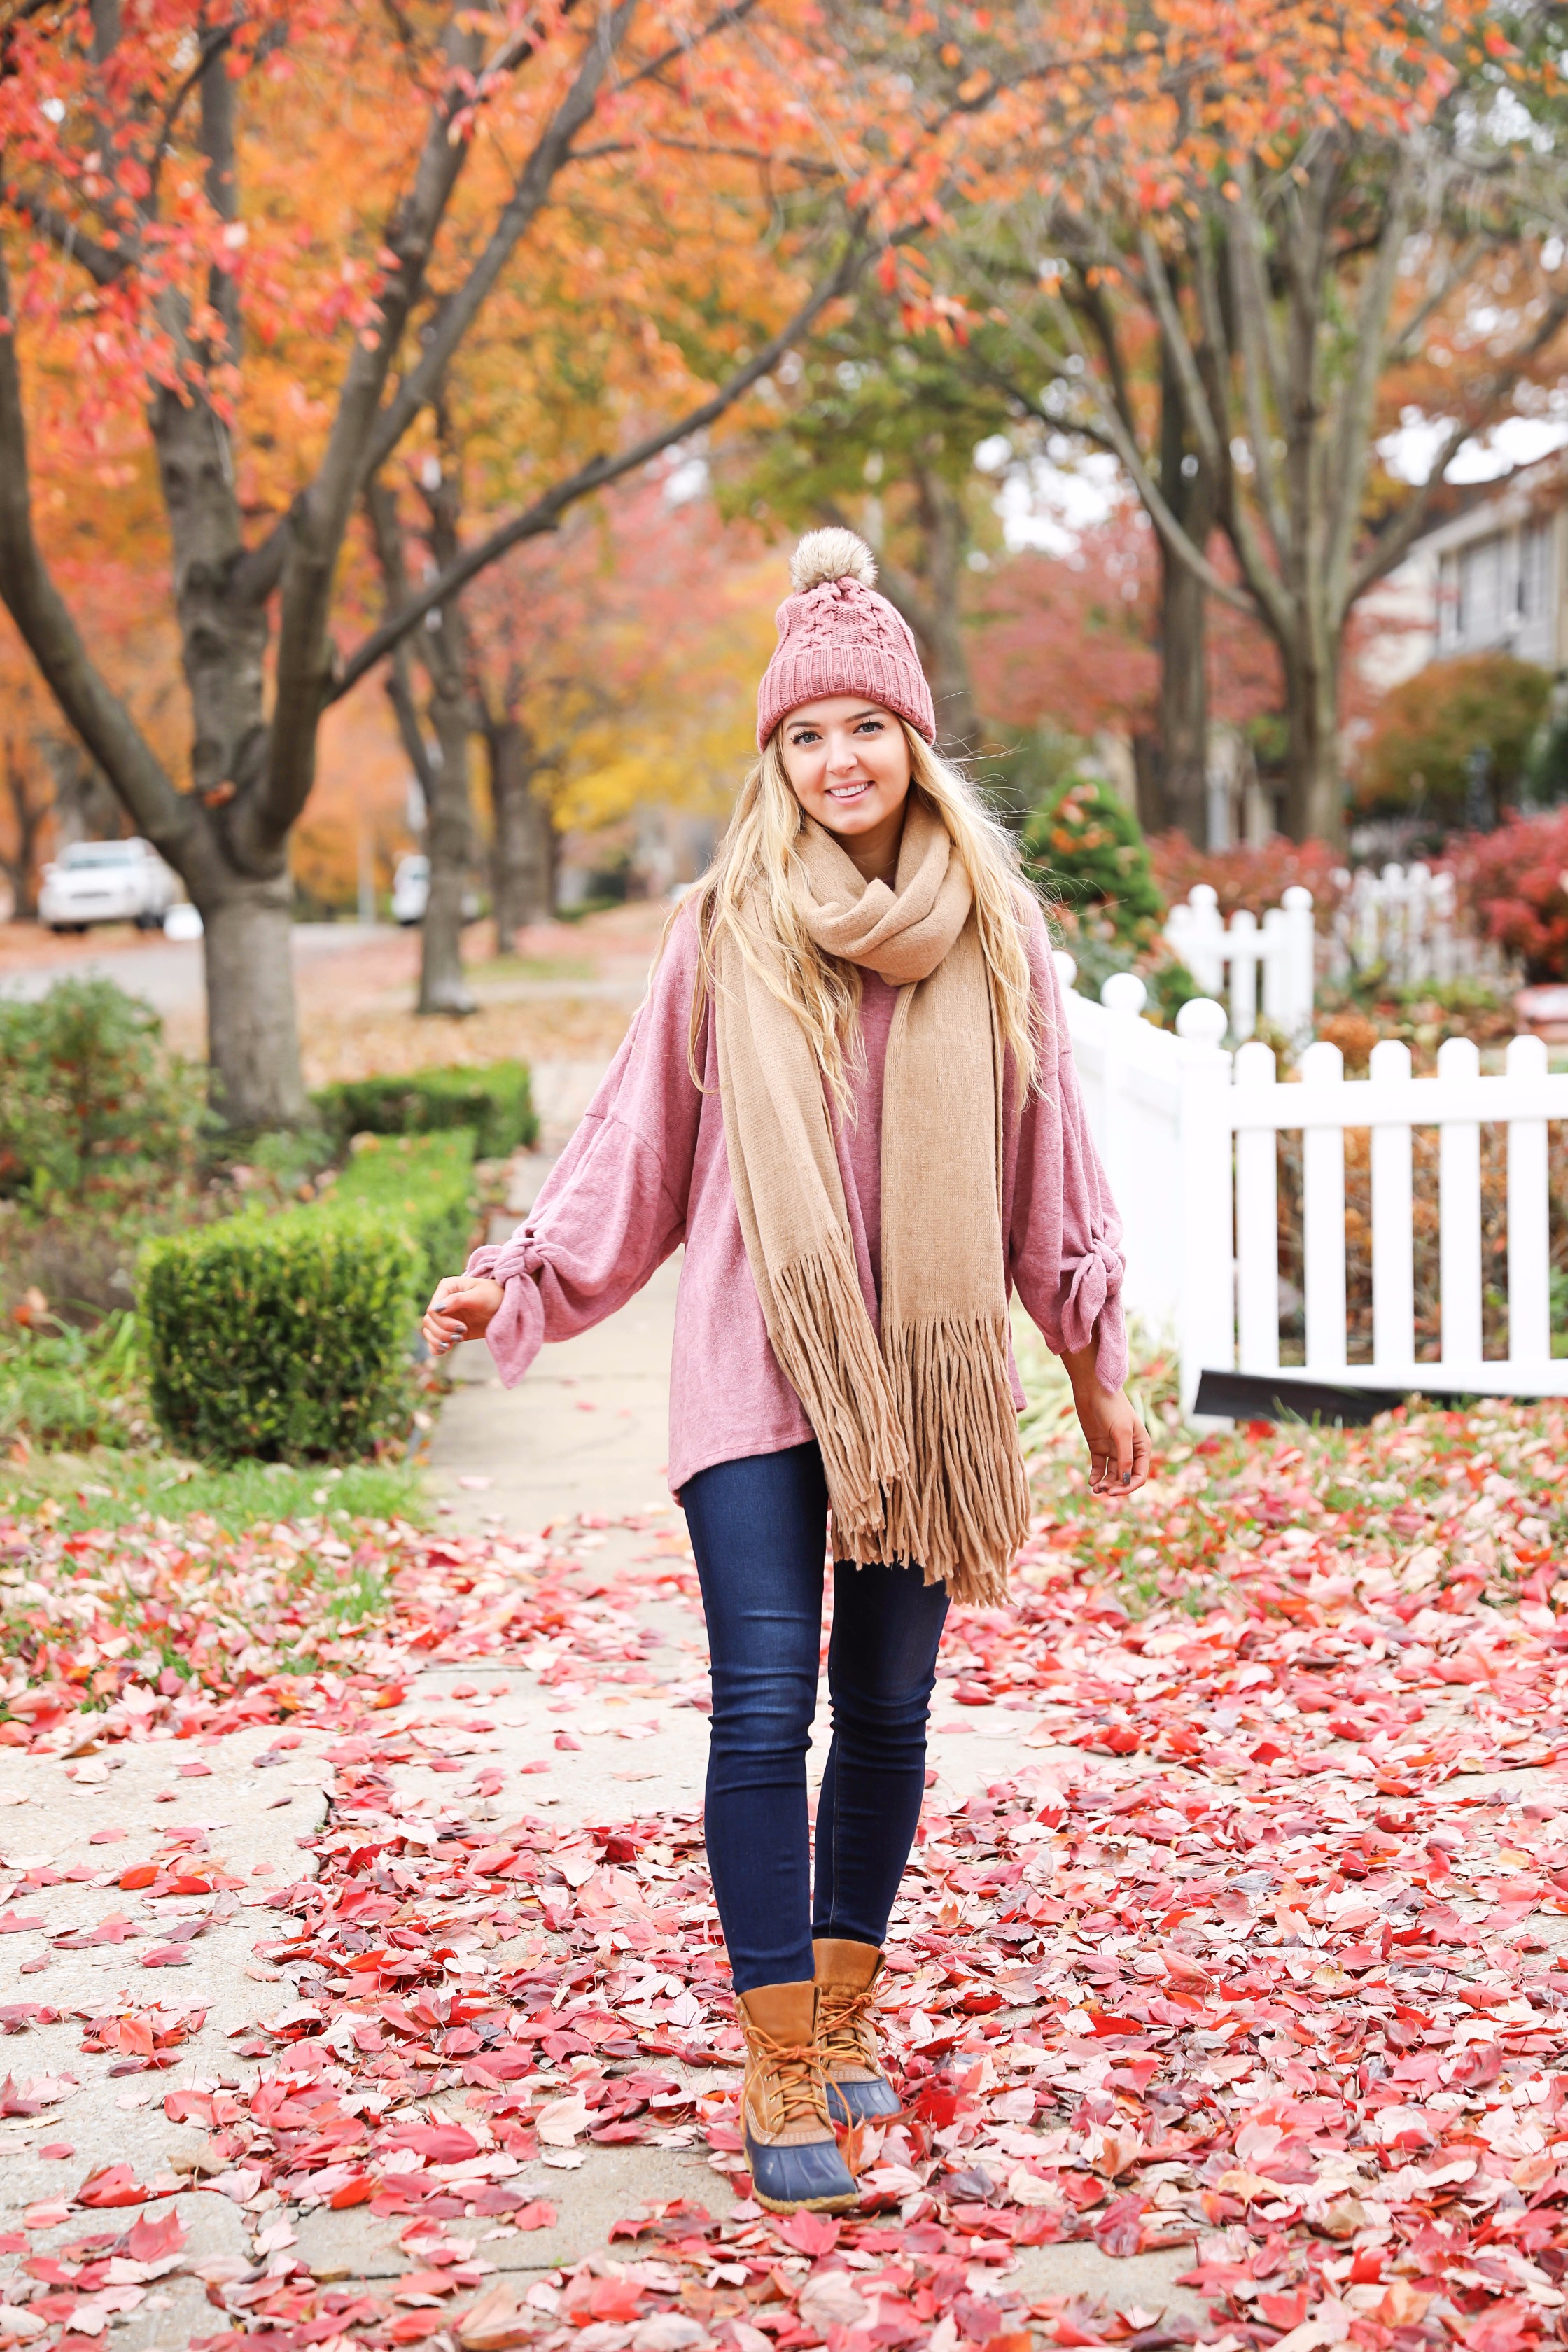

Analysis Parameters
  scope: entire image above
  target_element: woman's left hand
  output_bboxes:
[1060,1343,1152,1494]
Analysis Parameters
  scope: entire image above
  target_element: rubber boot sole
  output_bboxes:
[744,2126,860,2215]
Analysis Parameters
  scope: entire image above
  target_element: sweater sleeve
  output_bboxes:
[1008,909,1128,1393]
[463,913,704,1387]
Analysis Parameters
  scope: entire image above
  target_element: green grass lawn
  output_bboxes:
[0,1448,429,1536]
[465,953,597,986]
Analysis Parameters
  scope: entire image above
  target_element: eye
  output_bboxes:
[790,729,820,747]
[853,719,885,734]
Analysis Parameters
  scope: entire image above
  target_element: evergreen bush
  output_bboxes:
[311,1062,536,1158]
[329,1130,478,1301]
[140,1209,423,1463]
[1357,652,1551,822]
[1021,775,1165,948]
[0,979,206,1210]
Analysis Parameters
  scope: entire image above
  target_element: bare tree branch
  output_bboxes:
[363,0,640,484]
[1181,209,1298,639]
[365,477,438,794]
[148,15,242,218]
[1215,180,1292,559]
[1138,225,1222,472]
[6,190,125,288]
[332,233,866,700]
[258,4,499,846]
[1323,155,1415,623]
[1350,285,1568,601]
[615,0,759,90]
[1383,236,1492,369]
[0,239,189,860]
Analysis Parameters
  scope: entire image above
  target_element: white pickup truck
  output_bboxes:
[38,838,180,933]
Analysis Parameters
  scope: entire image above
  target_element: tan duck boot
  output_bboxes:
[735,1979,859,2215]
[814,1938,902,2126]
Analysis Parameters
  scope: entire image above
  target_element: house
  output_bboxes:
[1359,450,1568,694]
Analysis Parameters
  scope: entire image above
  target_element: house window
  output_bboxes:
[1439,551,1461,647]
[1520,521,1552,620]
[1460,536,1504,645]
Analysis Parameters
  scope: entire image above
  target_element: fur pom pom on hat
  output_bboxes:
[790,526,878,594]
[757,528,937,749]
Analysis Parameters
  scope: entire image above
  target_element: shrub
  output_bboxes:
[312,1062,536,1158]
[1315,976,1518,1071]
[1524,689,1568,806]
[0,979,206,1210]
[974,724,1086,831]
[1147,832,1347,923]
[1021,776,1164,950]
[1356,652,1552,822]
[140,1210,422,1462]
[0,1310,146,1454]
[1445,806,1568,982]
[329,1130,478,1301]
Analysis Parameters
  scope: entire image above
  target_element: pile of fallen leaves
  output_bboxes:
[0,1506,668,1758]
[0,1401,1564,2351]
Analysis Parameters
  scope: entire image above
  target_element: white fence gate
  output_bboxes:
[1060,961,1568,1415]
[1323,860,1511,988]
[1164,883,1315,1042]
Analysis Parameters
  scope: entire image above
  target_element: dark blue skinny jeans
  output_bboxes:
[680,1439,949,1994]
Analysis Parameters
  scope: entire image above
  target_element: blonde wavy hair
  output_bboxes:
[674,722,1042,1113]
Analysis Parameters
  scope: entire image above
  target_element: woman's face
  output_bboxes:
[777,696,913,846]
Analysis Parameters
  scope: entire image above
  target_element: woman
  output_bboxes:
[421,529,1149,2216]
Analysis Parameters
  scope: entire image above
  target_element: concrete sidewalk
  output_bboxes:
[414,1133,1201,2327]
[0,1093,1197,2341]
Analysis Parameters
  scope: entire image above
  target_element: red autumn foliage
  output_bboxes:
[969,514,1283,744]
[1148,832,1349,922]
[1446,807,1568,982]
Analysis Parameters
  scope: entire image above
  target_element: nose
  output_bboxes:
[825,732,862,773]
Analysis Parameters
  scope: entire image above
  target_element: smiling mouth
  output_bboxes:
[826,780,873,799]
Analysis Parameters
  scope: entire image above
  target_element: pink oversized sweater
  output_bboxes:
[467,904,1127,1498]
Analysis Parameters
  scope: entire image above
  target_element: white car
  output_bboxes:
[38,838,179,933]
[391,853,479,925]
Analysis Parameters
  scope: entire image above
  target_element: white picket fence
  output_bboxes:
[1059,958,1568,1415]
[1324,860,1516,988]
[1167,863,1511,1037]
[1163,883,1315,1042]
[1328,861,1464,986]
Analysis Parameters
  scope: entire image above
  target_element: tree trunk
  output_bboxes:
[419,689,477,1015]
[1154,337,1213,839]
[1158,544,1210,839]
[872,475,981,759]
[200,874,307,1130]
[150,386,270,813]
[41,736,122,848]
[1130,733,1164,833]
[487,714,554,947]
[1,737,46,918]
[1281,638,1345,846]
[911,470,980,756]
[417,458,478,1017]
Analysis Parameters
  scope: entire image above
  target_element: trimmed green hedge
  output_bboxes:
[140,1130,481,1463]
[312,1061,536,1158]
[140,1210,423,1463]
[330,1129,477,1301]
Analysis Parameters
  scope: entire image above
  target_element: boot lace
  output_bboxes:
[818,1983,881,2074]
[747,2025,827,2129]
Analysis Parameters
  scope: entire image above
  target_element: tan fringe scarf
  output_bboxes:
[713,799,1030,1606]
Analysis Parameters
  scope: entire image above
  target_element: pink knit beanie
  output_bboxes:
[756,528,937,749]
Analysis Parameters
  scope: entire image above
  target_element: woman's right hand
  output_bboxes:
[422,1274,505,1359]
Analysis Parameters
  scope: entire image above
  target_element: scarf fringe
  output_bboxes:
[768,1245,911,1556]
[881,1315,1030,1607]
